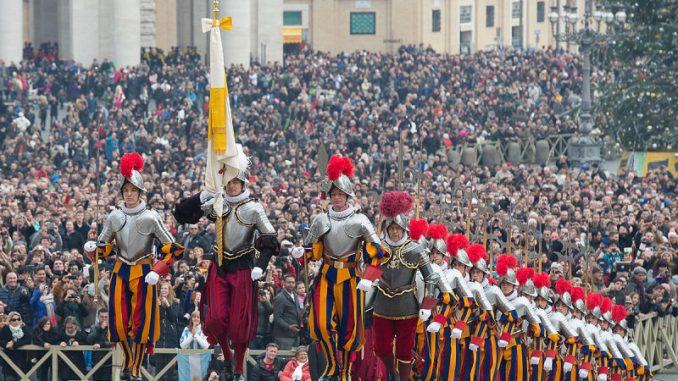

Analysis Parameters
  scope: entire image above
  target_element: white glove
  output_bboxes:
[251,267,264,281]
[291,247,305,259]
[427,322,442,333]
[200,190,215,203]
[597,373,607,381]
[498,339,509,348]
[145,271,160,285]
[419,309,432,322]
[469,343,479,351]
[357,278,373,292]
[531,356,540,365]
[544,357,553,371]
[563,362,573,373]
[450,328,463,339]
[578,369,589,379]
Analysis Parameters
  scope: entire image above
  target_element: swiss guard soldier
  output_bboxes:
[372,192,438,381]
[174,149,279,381]
[96,152,184,381]
[292,155,388,381]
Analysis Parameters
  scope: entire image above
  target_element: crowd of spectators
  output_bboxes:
[0,44,675,380]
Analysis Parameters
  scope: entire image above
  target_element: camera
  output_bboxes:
[616,261,631,273]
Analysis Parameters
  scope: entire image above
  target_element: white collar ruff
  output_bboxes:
[385,235,408,247]
[119,200,147,215]
[225,189,250,204]
[328,205,354,219]
[505,289,518,301]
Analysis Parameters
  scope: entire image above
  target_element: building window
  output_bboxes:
[283,11,302,26]
[537,1,545,22]
[512,2,521,19]
[432,9,441,32]
[486,6,495,27]
[350,12,376,35]
[460,6,472,24]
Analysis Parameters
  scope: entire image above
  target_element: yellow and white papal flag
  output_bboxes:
[201,16,240,216]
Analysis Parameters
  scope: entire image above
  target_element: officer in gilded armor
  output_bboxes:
[96,152,184,381]
[371,191,439,381]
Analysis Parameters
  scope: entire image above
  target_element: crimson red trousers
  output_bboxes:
[201,264,258,372]
[373,315,418,362]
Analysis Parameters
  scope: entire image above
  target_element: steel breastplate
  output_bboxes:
[114,210,160,262]
[321,213,366,258]
[221,203,257,253]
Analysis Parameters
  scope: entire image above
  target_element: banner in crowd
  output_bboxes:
[618,151,678,176]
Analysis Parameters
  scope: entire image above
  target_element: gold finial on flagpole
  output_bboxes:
[213,0,219,19]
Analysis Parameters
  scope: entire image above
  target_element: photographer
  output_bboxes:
[58,316,87,381]
[30,280,56,328]
[252,285,273,350]
[87,308,112,381]
[55,287,88,328]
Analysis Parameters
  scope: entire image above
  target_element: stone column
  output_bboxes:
[112,0,141,67]
[71,0,100,64]
[221,0,252,67]
[0,0,24,64]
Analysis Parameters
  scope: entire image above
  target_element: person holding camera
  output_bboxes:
[56,287,88,328]
[30,281,56,328]
[87,308,112,381]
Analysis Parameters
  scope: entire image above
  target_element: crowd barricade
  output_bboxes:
[631,312,678,373]
[0,345,295,380]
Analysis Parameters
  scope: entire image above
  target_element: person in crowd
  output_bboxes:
[179,310,211,381]
[58,316,87,381]
[31,316,61,380]
[0,311,32,381]
[87,308,112,381]
[272,273,302,349]
[247,342,284,381]
[279,345,312,381]
[154,280,181,380]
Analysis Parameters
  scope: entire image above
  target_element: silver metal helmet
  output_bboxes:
[119,152,146,193]
[554,291,574,310]
[520,279,538,298]
[537,287,552,303]
[616,319,628,331]
[235,169,250,184]
[498,268,518,287]
[603,311,614,325]
[473,258,490,275]
[454,248,473,268]
[326,175,355,198]
[574,298,587,314]
[590,306,602,319]
[429,238,447,257]
[383,214,410,233]
[122,170,146,193]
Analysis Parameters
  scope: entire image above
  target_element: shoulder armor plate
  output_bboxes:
[305,213,331,245]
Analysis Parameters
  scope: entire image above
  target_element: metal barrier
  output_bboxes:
[0,345,295,381]
[631,312,678,373]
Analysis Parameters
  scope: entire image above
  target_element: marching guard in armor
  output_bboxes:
[293,155,388,381]
[372,192,438,381]
[175,149,279,381]
[96,152,185,381]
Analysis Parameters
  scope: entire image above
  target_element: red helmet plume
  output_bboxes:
[378,191,414,218]
[466,244,488,264]
[570,286,585,303]
[327,155,354,181]
[446,234,469,257]
[555,278,572,296]
[426,224,448,240]
[495,254,517,277]
[409,219,429,241]
[516,267,535,287]
[611,305,628,323]
[120,152,144,178]
[600,297,613,314]
[533,273,551,289]
[586,293,603,311]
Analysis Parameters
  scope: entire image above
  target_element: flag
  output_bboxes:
[202,15,240,215]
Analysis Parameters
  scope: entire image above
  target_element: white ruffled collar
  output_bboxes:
[385,235,408,247]
[225,189,250,204]
[479,278,489,288]
[328,205,354,219]
[505,289,518,301]
[119,200,147,215]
